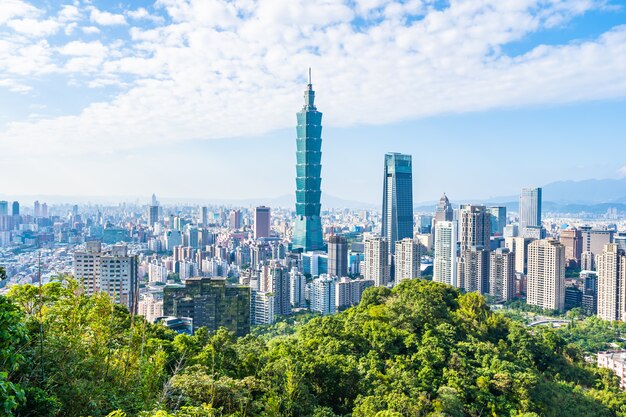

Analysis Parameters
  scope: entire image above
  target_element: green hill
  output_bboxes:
[3,278,626,417]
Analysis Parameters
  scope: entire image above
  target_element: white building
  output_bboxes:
[433,221,457,287]
[527,239,565,311]
[251,290,275,325]
[598,350,626,390]
[311,275,336,315]
[290,269,306,308]
[336,277,374,310]
[597,244,626,321]
[138,292,164,323]
[364,237,390,287]
[394,238,421,284]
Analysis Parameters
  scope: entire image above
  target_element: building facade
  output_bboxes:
[381,153,414,255]
[394,238,421,283]
[433,221,457,287]
[597,244,626,321]
[364,237,390,287]
[526,239,565,311]
[293,73,324,252]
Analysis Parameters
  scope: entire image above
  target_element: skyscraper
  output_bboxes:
[254,206,271,239]
[293,70,324,252]
[596,244,626,321]
[458,245,489,294]
[433,221,457,287]
[487,206,507,236]
[328,235,348,277]
[11,201,19,216]
[527,239,565,311]
[519,187,542,235]
[381,153,414,254]
[434,193,453,224]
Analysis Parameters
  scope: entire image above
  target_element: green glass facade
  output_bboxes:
[163,277,250,337]
[293,77,324,251]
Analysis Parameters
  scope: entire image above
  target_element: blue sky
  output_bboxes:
[0,0,625,205]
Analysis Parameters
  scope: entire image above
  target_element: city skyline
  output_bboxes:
[1,1,626,203]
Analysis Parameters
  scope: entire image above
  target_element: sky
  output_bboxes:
[0,0,626,205]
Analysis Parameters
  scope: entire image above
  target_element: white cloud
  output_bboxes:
[0,78,33,93]
[7,18,60,37]
[1,0,626,163]
[127,7,164,23]
[618,166,626,178]
[0,0,40,25]
[90,8,127,25]
[81,26,101,34]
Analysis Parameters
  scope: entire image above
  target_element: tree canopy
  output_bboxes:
[3,277,626,416]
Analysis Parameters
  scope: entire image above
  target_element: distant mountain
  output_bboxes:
[541,178,626,204]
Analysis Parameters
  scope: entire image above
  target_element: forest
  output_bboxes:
[2,274,626,417]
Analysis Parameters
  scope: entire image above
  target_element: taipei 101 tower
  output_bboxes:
[293,69,324,252]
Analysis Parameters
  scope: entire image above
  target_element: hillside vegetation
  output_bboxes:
[2,278,626,417]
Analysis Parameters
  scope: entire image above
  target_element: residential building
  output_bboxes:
[526,239,565,311]
[394,238,421,283]
[433,221,457,287]
[364,236,390,287]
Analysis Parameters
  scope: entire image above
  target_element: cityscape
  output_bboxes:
[2,1,626,416]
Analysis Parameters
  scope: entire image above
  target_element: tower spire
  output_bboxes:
[308,67,311,85]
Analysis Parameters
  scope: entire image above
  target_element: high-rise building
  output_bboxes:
[269,263,291,316]
[41,202,48,218]
[434,193,454,224]
[99,245,139,313]
[487,206,507,236]
[519,187,542,236]
[580,226,614,262]
[229,209,242,230]
[310,275,336,315]
[148,204,159,227]
[489,248,516,302]
[290,269,306,308]
[527,239,565,311]
[458,245,489,294]
[364,237,390,287]
[394,238,421,283]
[0,201,7,217]
[201,206,209,227]
[433,221,457,287]
[75,243,139,313]
[163,277,250,336]
[381,153,413,254]
[34,200,41,218]
[254,206,271,239]
[251,291,275,325]
[11,201,19,216]
[335,277,374,310]
[504,236,533,274]
[293,71,324,252]
[596,244,626,321]
[327,235,348,277]
[458,205,491,252]
[560,227,583,267]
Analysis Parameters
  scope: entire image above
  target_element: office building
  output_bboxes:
[565,287,583,311]
[489,248,516,302]
[364,237,390,287]
[310,275,336,315]
[163,277,250,336]
[488,206,507,236]
[73,241,103,295]
[381,153,414,254]
[560,228,583,267]
[433,221,457,287]
[293,72,324,252]
[34,200,41,218]
[527,239,565,311]
[582,272,598,315]
[254,206,271,239]
[327,235,348,277]
[434,193,454,224]
[201,206,209,227]
[581,226,614,260]
[394,238,421,283]
[11,201,19,216]
[597,244,626,321]
[519,187,542,237]
[148,205,159,227]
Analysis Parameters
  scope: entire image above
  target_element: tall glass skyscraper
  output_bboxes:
[293,71,324,252]
[519,187,542,231]
[382,153,414,254]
